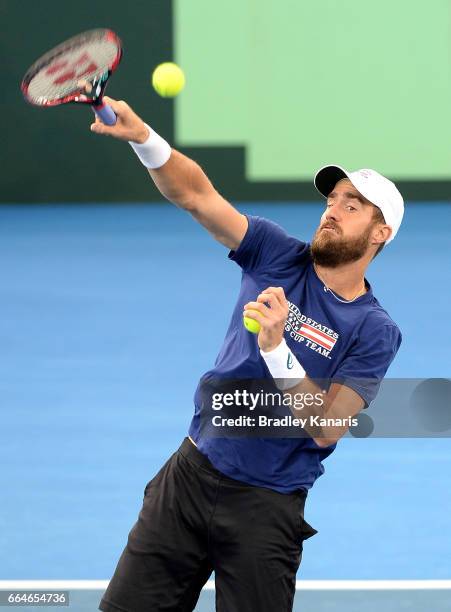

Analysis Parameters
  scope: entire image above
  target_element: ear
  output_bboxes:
[371,224,392,246]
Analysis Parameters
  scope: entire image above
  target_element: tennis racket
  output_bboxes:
[21,28,122,125]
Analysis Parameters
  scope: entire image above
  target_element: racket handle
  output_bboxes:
[93,103,117,126]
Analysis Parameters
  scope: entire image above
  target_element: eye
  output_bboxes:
[346,205,356,212]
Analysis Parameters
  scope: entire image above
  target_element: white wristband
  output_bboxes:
[129,123,172,169]
[260,338,306,391]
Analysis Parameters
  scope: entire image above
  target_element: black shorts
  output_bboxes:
[99,438,317,612]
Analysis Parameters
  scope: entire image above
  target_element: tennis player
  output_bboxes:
[94,97,403,612]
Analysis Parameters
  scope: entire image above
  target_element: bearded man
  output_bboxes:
[93,97,403,612]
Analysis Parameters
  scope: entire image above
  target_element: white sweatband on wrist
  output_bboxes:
[260,338,306,391]
[129,123,172,169]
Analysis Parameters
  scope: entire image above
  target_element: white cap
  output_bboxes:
[314,165,404,243]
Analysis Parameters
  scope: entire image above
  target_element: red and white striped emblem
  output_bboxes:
[285,301,339,358]
[299,323,337,351]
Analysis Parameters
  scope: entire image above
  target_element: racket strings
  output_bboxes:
[25,36,118,104]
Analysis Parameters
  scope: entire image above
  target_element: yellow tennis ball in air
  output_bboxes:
[152,62,185,98]
[243,310,262,334]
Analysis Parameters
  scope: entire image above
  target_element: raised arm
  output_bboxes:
[90,96,248,250]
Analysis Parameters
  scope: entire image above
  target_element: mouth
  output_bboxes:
[321,226,338,233]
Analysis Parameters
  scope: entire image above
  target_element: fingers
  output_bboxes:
[103,96,128,114]
[242,288,289,353]
[256,292,278,309]
[256,287,287,311]
[88,96,149,142]
[262,286,287,307]
[244,297,285,325]
[243,309,266,325]
[90,121,116,135]
[89,115,101,131]
[78,80,92,94]
[245,287,287,315]
[88,98,125,134]
[244,288,288,352]
[244,301,269,315]
[89,99,125,134]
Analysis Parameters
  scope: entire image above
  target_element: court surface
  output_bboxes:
[1,583,451,612]
[0,201,450,610]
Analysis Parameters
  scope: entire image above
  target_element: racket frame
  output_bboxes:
[21,29,122,109]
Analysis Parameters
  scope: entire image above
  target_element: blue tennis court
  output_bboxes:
[0,201,450,610]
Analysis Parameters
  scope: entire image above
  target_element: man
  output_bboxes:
[94,97,403,612]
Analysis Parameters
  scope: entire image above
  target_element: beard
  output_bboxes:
[311,222,373,268]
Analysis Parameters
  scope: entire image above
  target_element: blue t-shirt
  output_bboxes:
[188,215,402,493]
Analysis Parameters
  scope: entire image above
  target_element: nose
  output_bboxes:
[325,202,340,222]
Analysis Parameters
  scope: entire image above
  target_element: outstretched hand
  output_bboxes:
[90,96,149,143]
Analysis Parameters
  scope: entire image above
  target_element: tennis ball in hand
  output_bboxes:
[243,310,262,334]
[152,62,185,98]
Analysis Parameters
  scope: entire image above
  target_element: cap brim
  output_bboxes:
[314,165,349,198]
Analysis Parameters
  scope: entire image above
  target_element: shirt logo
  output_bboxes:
[285,301,339,359]
[287,352,293,369]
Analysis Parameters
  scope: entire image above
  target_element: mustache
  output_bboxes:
[319,222,341,233]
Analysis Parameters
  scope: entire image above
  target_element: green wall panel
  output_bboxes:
[177,0,451,181]
[1,0,451,202]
